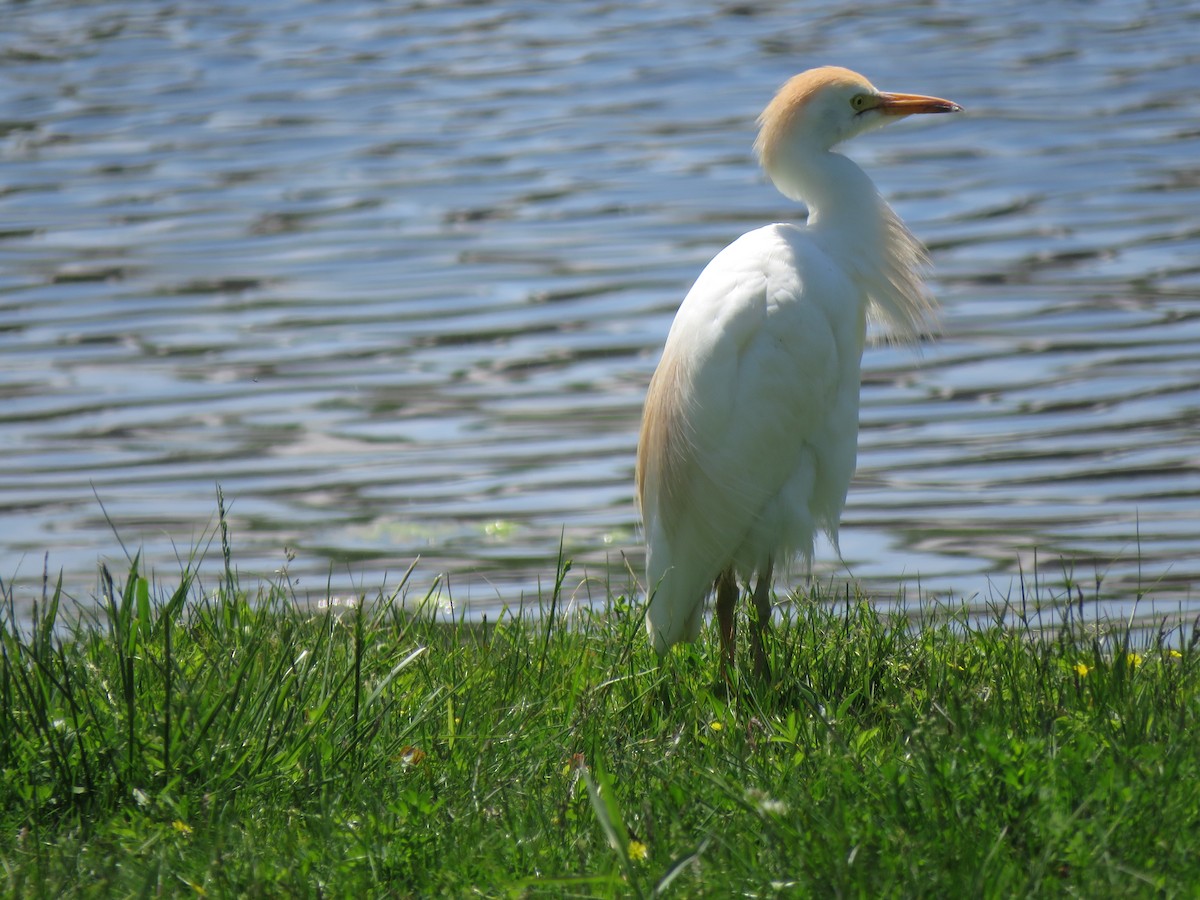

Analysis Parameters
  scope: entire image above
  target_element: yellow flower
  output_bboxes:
[627,840,649,862]
[172,819,193,836]
[709,721,723,732]
[1074,662,1090,677]
[1169,650,1183,660]
[1126,653,1143,669]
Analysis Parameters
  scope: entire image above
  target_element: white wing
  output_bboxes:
[638,224,867,652]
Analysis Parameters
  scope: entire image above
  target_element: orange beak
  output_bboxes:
[876,91,962,116]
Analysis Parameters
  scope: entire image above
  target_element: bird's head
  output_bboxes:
[755,66,961,178]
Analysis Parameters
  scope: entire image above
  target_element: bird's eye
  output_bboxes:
[850,94,871,112]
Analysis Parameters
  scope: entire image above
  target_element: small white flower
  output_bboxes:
[745,788,788,816]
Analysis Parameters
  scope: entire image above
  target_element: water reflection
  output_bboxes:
[1,1,1198,625]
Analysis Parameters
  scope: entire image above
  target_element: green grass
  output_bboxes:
[2,545,1199,897]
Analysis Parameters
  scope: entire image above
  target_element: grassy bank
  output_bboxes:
[2,550,1199,897]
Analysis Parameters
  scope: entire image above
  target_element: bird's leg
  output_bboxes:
[715,568,738,679]
[750,559,774,679]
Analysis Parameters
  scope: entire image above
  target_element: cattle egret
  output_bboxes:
[636,67,961,674]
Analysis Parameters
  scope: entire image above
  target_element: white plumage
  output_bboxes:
[636,67,961,672]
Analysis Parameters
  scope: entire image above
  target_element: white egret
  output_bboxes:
[636,66,961,674]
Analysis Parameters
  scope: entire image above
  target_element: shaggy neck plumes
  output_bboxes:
[763,144,937,343]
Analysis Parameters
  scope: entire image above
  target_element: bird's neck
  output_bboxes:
[769,147,937,341]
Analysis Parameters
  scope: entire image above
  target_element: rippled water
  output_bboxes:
[2,1,1198,622]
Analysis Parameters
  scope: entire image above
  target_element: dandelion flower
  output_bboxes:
[1074,662,1090,677]
[628,840,649,862]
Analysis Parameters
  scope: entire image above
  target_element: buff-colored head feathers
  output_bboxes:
[755,66,961,172]
[754,67,878,170]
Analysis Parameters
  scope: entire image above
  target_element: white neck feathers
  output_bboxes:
[765,147,937,342]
